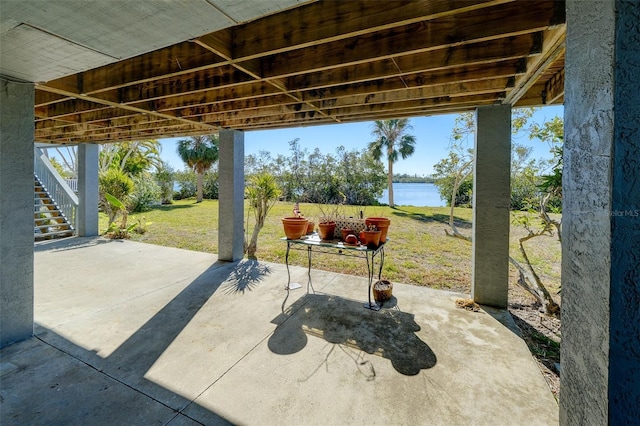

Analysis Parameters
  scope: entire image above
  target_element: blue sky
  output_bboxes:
[160,105,563,176]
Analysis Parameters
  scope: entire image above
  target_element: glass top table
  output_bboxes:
[281,233,387,310]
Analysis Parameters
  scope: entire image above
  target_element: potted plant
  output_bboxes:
[365,216,391,243]
[282,216,308,240]
[317,202,343,240]
[361,224,382,248]
[306,219,316,235]
[282,203,308,240]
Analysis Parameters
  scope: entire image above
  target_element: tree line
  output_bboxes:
[48,112,563,214]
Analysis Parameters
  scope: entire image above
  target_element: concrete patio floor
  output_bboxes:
[1,237,558,425]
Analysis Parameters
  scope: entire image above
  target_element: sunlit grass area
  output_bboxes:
[100,199,561,295]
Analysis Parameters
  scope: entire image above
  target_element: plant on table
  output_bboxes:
[317,196,345,240]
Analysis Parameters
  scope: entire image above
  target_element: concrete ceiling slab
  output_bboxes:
[0,0,307,82]
[0,23,116,82]
[212,0,307,23]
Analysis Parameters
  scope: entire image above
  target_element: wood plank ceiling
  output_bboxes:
[34,0,566,145]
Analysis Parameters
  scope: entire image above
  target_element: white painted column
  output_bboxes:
[0,79,35,347]
[471,104,511,308]
[77,143,99,236]
[218,130,245,261]
[561,1,640,424]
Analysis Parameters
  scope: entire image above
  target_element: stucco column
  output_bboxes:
[471,104,511,308]
[0,79,35,347]
[77,143,99,236]
[218,129,244,261]
[561,1,640,424]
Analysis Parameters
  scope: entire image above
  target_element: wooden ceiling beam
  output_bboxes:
[504,27,565,105]
[260,1,563,79]
[96,66,254,105]
[297,71,513,104]
[38,1,509,97]
[36,85,217,131]
[157,59,520,116]
[36,112,168,133]
[42,41,224,95]
[177,94,295,117]
[325,94,503,118]
[313,78,513,110]
[542,67,565,105]
[37,119,191,139]
[39,60,519,126]
[36,127,210,145]
[287,35,537,92]
[193,80,509,125]
[35,91,71,107]
[214,93,501,129]
[38,34,537,119]
[150,81,283,112]
[226,0,513,60]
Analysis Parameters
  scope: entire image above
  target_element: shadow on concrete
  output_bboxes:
[2,259,249,425]
[222,259,272,294]
[390,207,472,230]
[34,236,117,252]
[103,261,232,378]
[268,293,437,376]
[1,329,234,425]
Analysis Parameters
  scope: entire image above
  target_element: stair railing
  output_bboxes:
[34,148,79,230]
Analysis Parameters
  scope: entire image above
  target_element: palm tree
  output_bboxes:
[368,119,416,207]
[177,135,219,203]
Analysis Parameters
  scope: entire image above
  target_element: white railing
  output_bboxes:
[34,148,79,230]
[64,178,78,193]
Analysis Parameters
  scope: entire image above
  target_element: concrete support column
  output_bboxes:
[561,1,640,424]
[0,79,34,347]
[471,104,511,308]
[77,144,99,236]
[218,129,244,261]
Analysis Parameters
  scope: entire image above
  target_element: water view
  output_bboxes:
[378,182,445,207]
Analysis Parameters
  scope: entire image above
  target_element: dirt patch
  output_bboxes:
[508,292,561,400]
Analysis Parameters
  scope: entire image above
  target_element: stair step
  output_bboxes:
[34,223,72,230]
[34,216,63,222]
[35,229,75,240]
[33,209,63,219]
[33,174,74,242]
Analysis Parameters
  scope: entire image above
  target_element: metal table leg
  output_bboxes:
[307,245,315,293]
[285,241,291,290]
[364,249,381,311]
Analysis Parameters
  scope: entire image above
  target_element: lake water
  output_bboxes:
[378,182,446,207]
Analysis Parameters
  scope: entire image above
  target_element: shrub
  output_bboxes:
[99,168,134,225]
[174,170,197,199]
[174,170,218,200]
[130,173,161,213]
[155,162,174,204]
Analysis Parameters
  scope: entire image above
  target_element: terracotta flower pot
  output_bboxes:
[341,228,355,241]
[282,217,309,240]
[318,221,336,240]
[344,234,359,245]
[365,217,391,243]
[306,221,315,234]
[361,230,381,249]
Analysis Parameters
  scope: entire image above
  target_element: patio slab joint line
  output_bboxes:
[33,335,203,425]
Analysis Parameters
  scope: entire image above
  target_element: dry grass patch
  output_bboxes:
[102,200,560,298]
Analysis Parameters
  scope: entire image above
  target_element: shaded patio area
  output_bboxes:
[1,238,558,425]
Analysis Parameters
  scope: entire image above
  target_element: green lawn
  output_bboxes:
[100,199,561,297]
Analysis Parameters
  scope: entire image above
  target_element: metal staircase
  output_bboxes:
[34,176,75,240]
[33,147,78,242]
